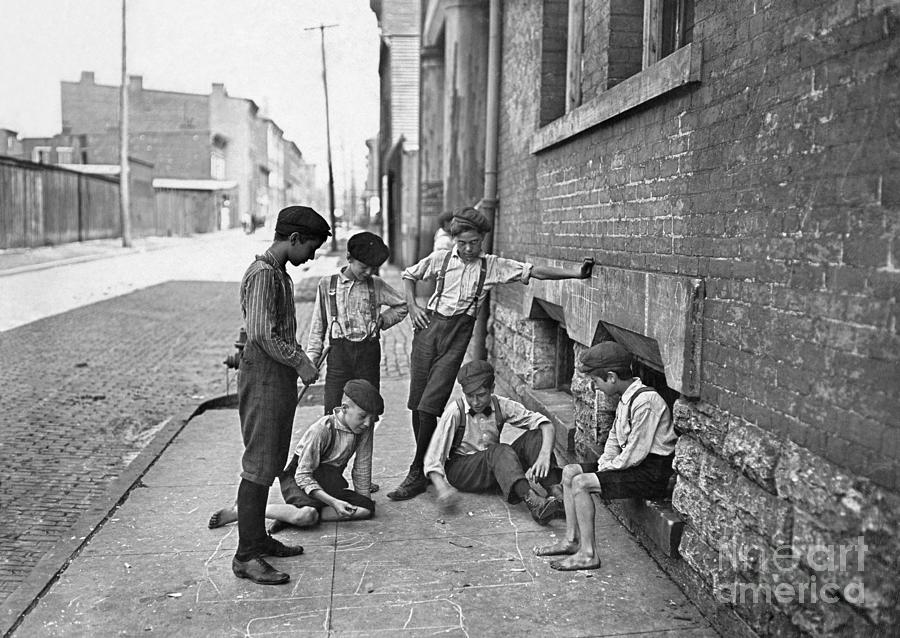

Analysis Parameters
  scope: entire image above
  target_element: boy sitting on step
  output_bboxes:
[534,342,676,571]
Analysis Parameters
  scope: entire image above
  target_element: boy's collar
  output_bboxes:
[463,395,494,417]
[618,378,644,403]
[332,408,352,432]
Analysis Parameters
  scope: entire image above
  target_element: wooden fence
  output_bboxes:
[0,156,120,249]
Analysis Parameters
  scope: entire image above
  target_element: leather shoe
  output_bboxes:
[523,490,563,525]
[260,536,304,557]
[387,467,428,501]
[232,556,289,585]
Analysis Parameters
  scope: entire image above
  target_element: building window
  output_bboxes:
[643,0,694,68]
[210,150,226,180]
[533,0,699,152]
[32,146,51,164]
[56,147,74,164]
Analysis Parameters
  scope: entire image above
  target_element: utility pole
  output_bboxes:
[304,23,339,252]
[118,0,132,247]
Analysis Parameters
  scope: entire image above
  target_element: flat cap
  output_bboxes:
[457,359,495,394]
[451,206,492,234]
[577,342,634,377]
[347,232,390,267]
[275,205,331,238]
[343,379,384,416]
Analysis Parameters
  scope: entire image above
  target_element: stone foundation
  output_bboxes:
[490,300,898,637]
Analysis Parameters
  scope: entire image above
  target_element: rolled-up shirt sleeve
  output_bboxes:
[306,280,327,365]
[376,278,409,329]
[495,396,549,430]
[293,422,330,494]
[423,403,463,479]
[350,426,373,495]
[244,269,306,369]
[488,256,533,286]
[402,252,441,283]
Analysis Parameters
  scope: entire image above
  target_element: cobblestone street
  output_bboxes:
[0,232,413,605]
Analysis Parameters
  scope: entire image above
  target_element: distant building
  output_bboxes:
[59,71,316,227]
[370,0,420,266]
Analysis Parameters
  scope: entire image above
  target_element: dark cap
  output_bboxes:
[343,379,384,415]
[577,342,634,377]
[457,359,495,394]
[275,205,331,238]
[451,206,492,235]
[347,232,390,267]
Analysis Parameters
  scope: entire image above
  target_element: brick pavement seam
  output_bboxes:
[0,398,211,638]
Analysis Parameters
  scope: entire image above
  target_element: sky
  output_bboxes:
[0,0,381,190]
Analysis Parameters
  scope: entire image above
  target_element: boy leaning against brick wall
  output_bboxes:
[534,341,677,571]
[387,206,594,501]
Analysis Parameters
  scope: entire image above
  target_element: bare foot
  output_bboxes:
[549,553,601,571]
[533,539,578,556]
[208,505,238,529]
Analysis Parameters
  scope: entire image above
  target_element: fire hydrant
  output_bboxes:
[224,328,247,369]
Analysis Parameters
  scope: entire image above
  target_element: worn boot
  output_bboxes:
[523,489,563,525]
[387,465,428,501]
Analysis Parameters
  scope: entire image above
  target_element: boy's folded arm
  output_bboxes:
[602,405,658,471]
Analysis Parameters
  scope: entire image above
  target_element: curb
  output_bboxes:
[0,242,180,278]
[0,396,219,638]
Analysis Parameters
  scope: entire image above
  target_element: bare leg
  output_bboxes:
[320,506,373,521]
[534,464,582,556]
[210,503,318,530]
[208,502,238,529]
[550,473,602,570]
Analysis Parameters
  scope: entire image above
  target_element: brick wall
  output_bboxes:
[492,0,899,635]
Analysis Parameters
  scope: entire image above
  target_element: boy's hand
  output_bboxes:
[526,454,551,482]
[409,302,431,331]
[579,257,595,279]
[297,353,318,385]
[436,485,461,514]
[331,500,358,519]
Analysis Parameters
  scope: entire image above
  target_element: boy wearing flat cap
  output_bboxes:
[210,379,383,538]
[534,341,677,571]
[306,231,407,417]
[423,360,565,524]
[388,205,594,501]
[230,205,331,585]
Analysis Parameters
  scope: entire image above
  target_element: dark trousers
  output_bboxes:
[445,429,559,503]
[323,338,381,415]
[408,313,475,415]
[279,457,376,514]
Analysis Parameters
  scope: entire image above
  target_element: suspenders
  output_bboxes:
[451,395,505,453]
[434,252,488,316]
[320,273,378,340]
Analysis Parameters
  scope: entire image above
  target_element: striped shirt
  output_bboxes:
[401,248,533,317]
[293,411,373,496]
[240,251,307,370]
[306,268,408,364]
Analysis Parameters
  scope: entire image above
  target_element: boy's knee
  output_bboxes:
[289,506,319,527]
[571,473,594,494]
[562,464,582,483]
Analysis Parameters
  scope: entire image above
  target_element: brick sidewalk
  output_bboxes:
[0,257,413,604]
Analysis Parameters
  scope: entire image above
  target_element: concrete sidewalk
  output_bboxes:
[11,375,716,637]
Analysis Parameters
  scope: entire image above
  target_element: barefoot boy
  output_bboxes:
[388,206,593,500]
[424,360,564,524]
[210,379,384,533]
[534,341,677,570]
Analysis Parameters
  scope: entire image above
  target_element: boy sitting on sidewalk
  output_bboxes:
[424,360,564,524]
[209,379,384,533]
[534,342,677,571]
[389,206,593,500]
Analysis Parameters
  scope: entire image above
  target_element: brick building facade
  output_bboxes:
[417,0,899,635]
[60,71,317,227]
